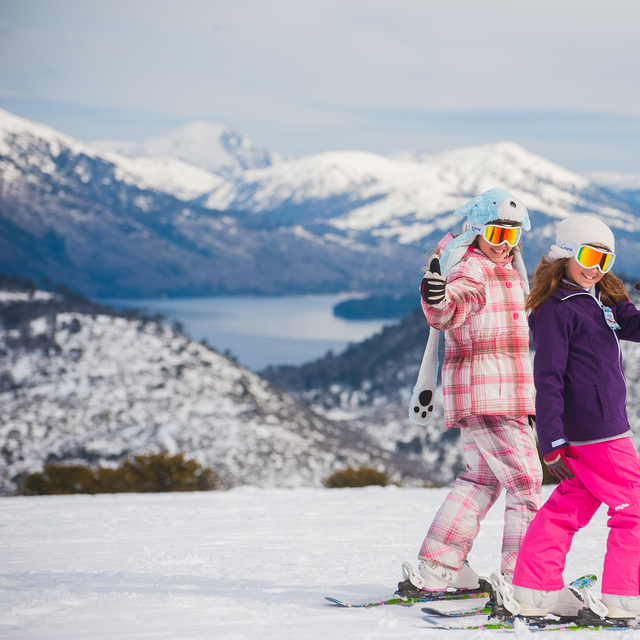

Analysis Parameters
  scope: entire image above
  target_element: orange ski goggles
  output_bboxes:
[471,222,522,247]
[558,242,616,273]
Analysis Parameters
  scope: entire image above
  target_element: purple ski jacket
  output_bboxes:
[529,286,640,456]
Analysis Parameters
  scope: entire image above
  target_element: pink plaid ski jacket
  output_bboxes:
[422,246,535,428]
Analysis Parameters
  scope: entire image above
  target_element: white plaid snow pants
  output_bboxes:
[419,415,543,575]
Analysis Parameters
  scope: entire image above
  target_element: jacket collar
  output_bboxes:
[554,284,597,302]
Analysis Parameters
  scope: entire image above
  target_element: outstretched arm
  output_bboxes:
[421,259,486,331]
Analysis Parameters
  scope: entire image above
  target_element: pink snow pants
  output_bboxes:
[419,415,543,575]
[513,437,640,596]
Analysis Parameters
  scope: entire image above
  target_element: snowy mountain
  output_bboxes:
[3,106,640,298]
[585,170,640,209]
[93,121,274,177]
[198,142,640,277]
[0,289,433,495]
[0,108,225,201]
[0,108,418,297]
[203,143,595,236]
[585,170,640,193]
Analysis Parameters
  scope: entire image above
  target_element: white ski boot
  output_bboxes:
[418,559,480,591]
[513,584,586,618]
[601,594,640,620]
[397,560,485,598]
[490,572,609,622]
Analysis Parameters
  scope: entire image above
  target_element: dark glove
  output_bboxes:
[543,447,577,481]
[421,256,446,306]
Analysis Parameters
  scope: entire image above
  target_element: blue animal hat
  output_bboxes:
[440,188,531,291]
[410,189,531,427]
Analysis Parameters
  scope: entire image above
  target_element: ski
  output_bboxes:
[326,561,493,608]
[420,574,597,619]
[325,581,491,608]
[421,574,637,632]
[422,616,639,632]
[423,616,514,631]
[421,603,490,618]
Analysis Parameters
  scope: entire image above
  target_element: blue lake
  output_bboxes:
[101,295,398,372]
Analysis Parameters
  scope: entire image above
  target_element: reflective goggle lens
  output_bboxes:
[483,225,521,247]
[576,246,615,273]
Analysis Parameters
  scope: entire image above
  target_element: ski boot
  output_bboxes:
[490,572,608,627]
[577,594,640,628]
[397,560,490,598]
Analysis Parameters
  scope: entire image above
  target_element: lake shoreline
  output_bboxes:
[99,294,398,372]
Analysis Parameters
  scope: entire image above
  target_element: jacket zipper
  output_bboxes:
[560,291,627,405]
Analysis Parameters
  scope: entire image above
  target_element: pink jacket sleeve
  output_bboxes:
[421,261,486,330]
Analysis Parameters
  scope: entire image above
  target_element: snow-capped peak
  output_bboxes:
[92,121,273,177]
[0,108,226,201]
[201,140,624,244]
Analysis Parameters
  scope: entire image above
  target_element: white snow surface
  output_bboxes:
[0,485,617,639]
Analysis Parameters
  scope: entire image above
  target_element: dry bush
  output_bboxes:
[21,453,220,495]
[323,466,390,488]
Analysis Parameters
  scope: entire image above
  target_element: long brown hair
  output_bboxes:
[526,256,630,313]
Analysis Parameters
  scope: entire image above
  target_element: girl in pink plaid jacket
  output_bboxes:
[404,189,542,595]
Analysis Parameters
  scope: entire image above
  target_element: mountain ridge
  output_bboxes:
[92,120,274,177]
[3,107,640,298]
[0,286,435,495]
[0,108,420,297]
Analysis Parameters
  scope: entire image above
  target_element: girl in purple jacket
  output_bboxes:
[494,215,640,623]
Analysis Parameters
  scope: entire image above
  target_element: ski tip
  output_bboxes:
[325,597,348,607]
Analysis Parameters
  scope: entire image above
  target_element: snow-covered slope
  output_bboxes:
[0,486,610,639]
[4,106,640,296]
[93,121,273,177]
[0,108,424,297]
[202,142,640,244]
[586,170,640,194]
[0,107,225,201]
[0,296,432,494]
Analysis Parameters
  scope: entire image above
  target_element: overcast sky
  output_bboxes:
[1,0,640,172]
